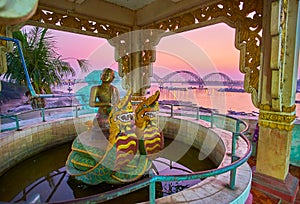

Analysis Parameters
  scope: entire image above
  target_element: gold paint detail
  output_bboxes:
[116,141,136,150]
[144,0,263,108]
[115,135,134,142]
[71,159,94,168]
[115,50,154,77]
[28,7,130,39]
[110,29,160,77]
[135,91,160,129]
[144,137,161,146]
[0,25,7,47]
[108,89,133,144]
[258,109,296,131]
[71,147,102,159]
[111,158,149,183]
[110,30,162,94]
[259,103,296,113]
[131,95,146,102]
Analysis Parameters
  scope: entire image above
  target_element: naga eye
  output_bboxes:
[143,104,147,108]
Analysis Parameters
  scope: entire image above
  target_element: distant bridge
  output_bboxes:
[151,71,243,88]
[66,71,243,88]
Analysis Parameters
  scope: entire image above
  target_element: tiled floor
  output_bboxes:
[248,156,300,204]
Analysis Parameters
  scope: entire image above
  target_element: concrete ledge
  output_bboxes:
[158,115,226,166]
[0,114,94,176]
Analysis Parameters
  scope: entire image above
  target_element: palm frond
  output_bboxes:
[76,59,90,72]
[1,25,91,100]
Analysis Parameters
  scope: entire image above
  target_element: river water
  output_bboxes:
[70,82,300,117]
[148,85,300,117]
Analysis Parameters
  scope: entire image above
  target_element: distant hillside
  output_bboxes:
[0,81,27,104]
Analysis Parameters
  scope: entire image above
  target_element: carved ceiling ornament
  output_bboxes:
[144,0,263,108]
[28,7,130,39]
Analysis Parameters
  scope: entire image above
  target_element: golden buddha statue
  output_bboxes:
[89,68,120,136]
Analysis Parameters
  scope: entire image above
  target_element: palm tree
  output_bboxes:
[1,26,89,108]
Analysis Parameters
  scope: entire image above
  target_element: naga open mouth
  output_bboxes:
[145,111,157,118]
[117,112,134,122]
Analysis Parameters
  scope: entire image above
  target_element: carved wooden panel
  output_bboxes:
[28,7,130,39]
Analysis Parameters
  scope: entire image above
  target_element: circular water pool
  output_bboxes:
[0,138,216,203]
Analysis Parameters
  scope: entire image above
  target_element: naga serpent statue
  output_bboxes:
[66,90,163,185]
[135,90,164,160]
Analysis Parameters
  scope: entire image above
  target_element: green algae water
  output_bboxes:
[0,138,216,203]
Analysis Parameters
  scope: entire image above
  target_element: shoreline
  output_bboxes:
[1,97,299,124]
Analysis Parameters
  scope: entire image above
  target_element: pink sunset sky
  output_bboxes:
[37,23,299,81]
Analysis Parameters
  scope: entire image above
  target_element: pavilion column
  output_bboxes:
[0,25,13,90]
[252,0,300,202]
[109,29,161,101]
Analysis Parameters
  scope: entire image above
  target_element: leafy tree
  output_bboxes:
[1,26,89,108]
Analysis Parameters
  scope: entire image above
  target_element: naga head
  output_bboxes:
[135,90,160,129]
[108,89,134,143]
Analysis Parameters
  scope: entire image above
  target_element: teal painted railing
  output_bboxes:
[0,104,93,132]
[0,36,76,99]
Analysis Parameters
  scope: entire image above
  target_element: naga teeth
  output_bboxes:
[117,112,134,122]
[145,112,157,118]
[116,112,156,122]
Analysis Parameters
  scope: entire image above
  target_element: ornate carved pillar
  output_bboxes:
[257,0,299,180]
[109,29,161,101]
[252,0,299,202]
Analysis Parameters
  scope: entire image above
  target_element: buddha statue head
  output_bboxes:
[101,68,115,83]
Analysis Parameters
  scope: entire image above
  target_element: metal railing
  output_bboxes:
[1,103,247,132]
[0,104,94,132]
[0,103,251,204]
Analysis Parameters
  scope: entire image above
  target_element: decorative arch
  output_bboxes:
[27,7,131,39]
[163,70,205,86]
[144,0,263,108]
[151,73,163,82]
[203,72,233,82]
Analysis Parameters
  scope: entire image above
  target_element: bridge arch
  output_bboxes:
[202,72,234,86]
[203,72,233,82]
[151,73,163,83]
[163,70,205,88]
[151,73,164,87]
